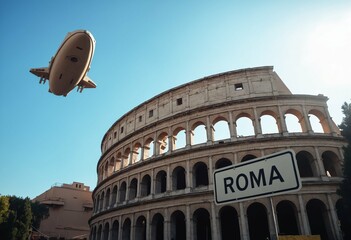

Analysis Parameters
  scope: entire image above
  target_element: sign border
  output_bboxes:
[213,149,301,205]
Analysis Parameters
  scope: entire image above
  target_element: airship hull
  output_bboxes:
[49,31,95,96]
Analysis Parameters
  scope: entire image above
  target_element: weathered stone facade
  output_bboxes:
[90,66,345,240]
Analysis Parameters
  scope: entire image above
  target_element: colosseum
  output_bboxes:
[89,66,345,240]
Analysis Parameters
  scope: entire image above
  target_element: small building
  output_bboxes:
[33,182,93,239]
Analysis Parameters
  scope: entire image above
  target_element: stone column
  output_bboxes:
[327,194,343,239]
[298,194,310,235]
[239,202,249,240]
[186,205,192,240]
[211,202,219,240]
[253,107,262,137]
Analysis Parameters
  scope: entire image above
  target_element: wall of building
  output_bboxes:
[90,66,345,240]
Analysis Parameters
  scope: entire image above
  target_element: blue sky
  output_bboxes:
[1,1,350,199]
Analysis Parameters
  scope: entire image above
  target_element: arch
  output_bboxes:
[132,142,142,163]
[193,162,209,187]
[92,226,97,240]
[219,206,240,240]
[276,200,299,235]
[97,224,102,240]
[103,222,109,240]
[111,185,117,207]
[172,166,186,190]
[140,174,151,197]
[155,170,167,194]
[236,115,255,137]
[157,132,169,154]
[123,148,131,167]
[94,194,100,213]
[144,137,155,159]
[151,213,164,240]
[192,121,207,145]
[193,208,211,240]
[119,181,127,203]
[115,152,122,171]
[170,210,186,240]
[122,218,131,240]
[104,188,110,209]
[99,191,105,211]
[309,109,330,133]
[111,220,119,240]
[322,151,342,177]
[296,151,316,177]
[285,112,303,133]
[135,215,147,240]
[215,158,232,169]
[213,119,230,141]
[241,154,257,162]
[247,202,270,240]
[173,127,186,150]
[306,199,333,240]
[129,178,138,200]
[260,112,279,134]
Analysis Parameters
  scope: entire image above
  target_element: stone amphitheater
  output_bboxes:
[89,66,345,240]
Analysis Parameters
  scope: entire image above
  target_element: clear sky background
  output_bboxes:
[0,1,350,199]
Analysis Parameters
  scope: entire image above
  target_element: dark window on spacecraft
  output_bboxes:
[149,110,154,118]
[235,83,243,91]
[120,127,124,133]
[177,98,183,106]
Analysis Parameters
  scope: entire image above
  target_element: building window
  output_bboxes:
[235,83,243,91]
[114,131,117,139]
[120,127,124,133]
[177,98,183,106]
[149,110,154,118]
[139,116,142,122]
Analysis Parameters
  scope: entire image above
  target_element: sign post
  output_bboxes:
[213,149,301,205]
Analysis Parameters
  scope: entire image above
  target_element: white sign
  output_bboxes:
[213,149,301,205]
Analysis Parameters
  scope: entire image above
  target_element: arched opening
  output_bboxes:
[140,174,151,197]
[104,188,110,209]
[119,181,126,203]
[322,151,341,177]
[99,191,104,211]
[285,111,303,133]
[144,138,155,159]
[94,195,100,213]
[108,158,115,176]
[219,206,240,240]
[296,151,316,177]
[193,208,211,240]
[104,162,108,179]
[236,115,255,137]
[192,122,207,145]
[276,200,299,235]
[122,218,131,240]
[309,109,330,133]
[151,213,164,240]
[123,148,131,167]
[173,128,186,150]
[129,178,138,200]
[115,152,122,171]
[170,210,186,240]
[132,142,142,163]
[247,202,270,240]
[215,158,232,169]
[260,113,279,134]
[111,220,119,240]
[213,119,230,141]
[155,170,167,194]
[193,162,209,187]
[241,154,257,162]
[306,199,333,240]
[97,224,102,240]
[158,132,169,154]
[92,226,97,240]
[111,185,117,207]
[135,215,147,240]
[172,166,186,190]
[103,222,109,240]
